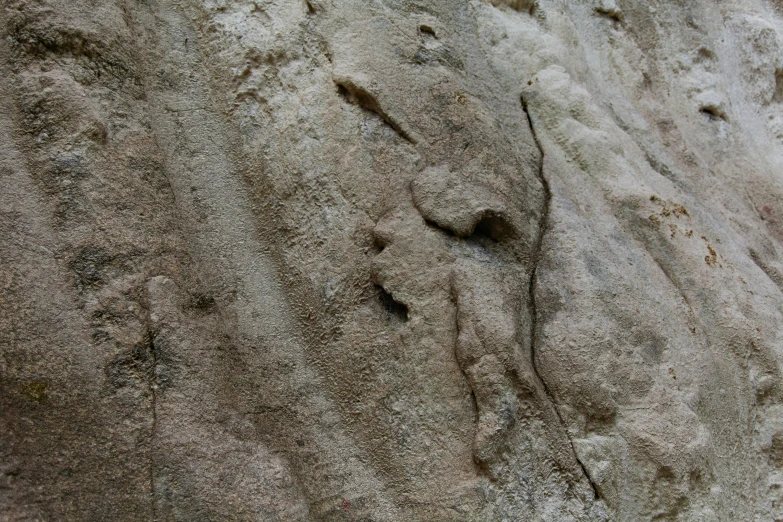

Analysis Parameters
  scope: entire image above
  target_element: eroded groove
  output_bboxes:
[448,279,489,478]
[335,80,416,144]
[521,96,602,500]
[749,249,783,292]
[145,324,159,520]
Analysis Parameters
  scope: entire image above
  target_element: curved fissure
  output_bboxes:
[142,317,159,520]
[522,96,602,500]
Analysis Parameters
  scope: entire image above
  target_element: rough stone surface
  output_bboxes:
[2,0,783,520]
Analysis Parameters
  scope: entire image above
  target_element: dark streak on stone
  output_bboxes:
[335,81,416,145]
[134,294,161,522]
[149,327,158,521]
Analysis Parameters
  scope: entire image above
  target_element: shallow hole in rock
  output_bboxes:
[471,215,510,242]
[654,465,676,482]
[372,234,387,253]
[595,7,622,23]
[419,25,437,38]
[501,0,538,16]
[336,83,350,100]
[376,285,408,323]
[699,105,727,122]
[696,46,715,61]
[189,292,216,312]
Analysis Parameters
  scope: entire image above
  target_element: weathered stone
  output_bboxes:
[2,0,783,520]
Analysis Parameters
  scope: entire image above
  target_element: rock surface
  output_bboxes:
[2,0,783,520]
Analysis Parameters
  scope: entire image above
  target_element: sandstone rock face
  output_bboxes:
[2,0,783,520]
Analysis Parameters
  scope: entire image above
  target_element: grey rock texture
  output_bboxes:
[2,0,783,520]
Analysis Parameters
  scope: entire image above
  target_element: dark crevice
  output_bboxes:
[472,214,511,242]
[188,291,216,313]
[372,228,388,251]
[335,81,416,144]
[376,285,408,323]
[502,0,538,16]
[424,214,511,242]
[137,298,159,521]
[773,69,783,104]
[469,390,479,422]
[575,457,601,498]
[141,324,159,521]
[423,218,456,237]
[595,7,624,24]
[699,105,727,122]
[521,96,602,501]
[419,25,437,38]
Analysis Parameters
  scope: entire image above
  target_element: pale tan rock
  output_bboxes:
[1,0,782,520]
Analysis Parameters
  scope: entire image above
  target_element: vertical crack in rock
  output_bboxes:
[147,325,158,521]
[521,97,602,500]
[139,312,159,520]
